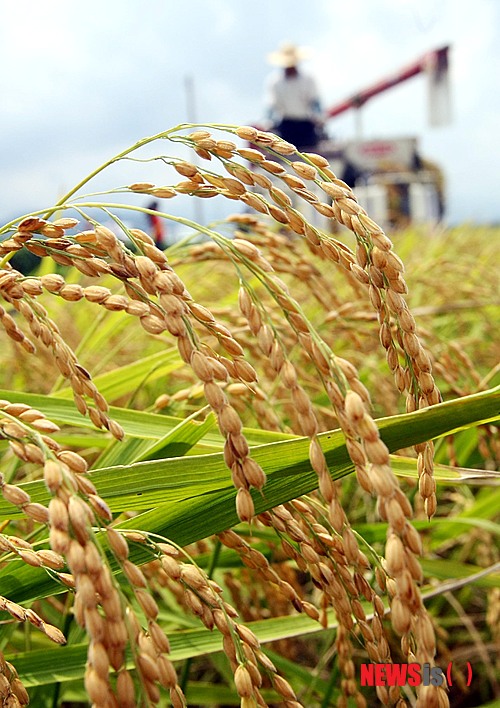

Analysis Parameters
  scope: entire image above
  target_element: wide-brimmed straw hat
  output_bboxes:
[267,42,310,68]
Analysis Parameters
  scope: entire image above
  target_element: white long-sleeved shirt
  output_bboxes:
[266,71,321,121]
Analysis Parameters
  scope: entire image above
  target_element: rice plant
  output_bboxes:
[0,124,498,707]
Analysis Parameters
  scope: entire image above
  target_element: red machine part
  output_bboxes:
[325,46,450,119]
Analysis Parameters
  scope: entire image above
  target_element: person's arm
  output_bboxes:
[307,76,322,116]
[306,76,325,127]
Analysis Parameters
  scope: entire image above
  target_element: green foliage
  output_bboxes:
[0,125,498,706]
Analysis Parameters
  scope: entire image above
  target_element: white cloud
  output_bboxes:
[0,0,499,223]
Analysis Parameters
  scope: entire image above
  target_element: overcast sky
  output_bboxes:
[1,0,499,226]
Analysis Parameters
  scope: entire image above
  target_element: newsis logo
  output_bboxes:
[360,662,472,688]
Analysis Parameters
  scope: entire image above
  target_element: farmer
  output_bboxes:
[265,42,324,151]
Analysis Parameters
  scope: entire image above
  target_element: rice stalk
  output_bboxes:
[1,123,496,706]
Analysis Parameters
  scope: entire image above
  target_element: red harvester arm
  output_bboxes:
[325,46,449,119]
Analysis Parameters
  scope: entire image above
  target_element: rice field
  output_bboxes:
[0,125,498,707]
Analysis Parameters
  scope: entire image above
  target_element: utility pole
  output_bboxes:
[184,75,203,225]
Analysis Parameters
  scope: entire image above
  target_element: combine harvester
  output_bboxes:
[316,45,452,230]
